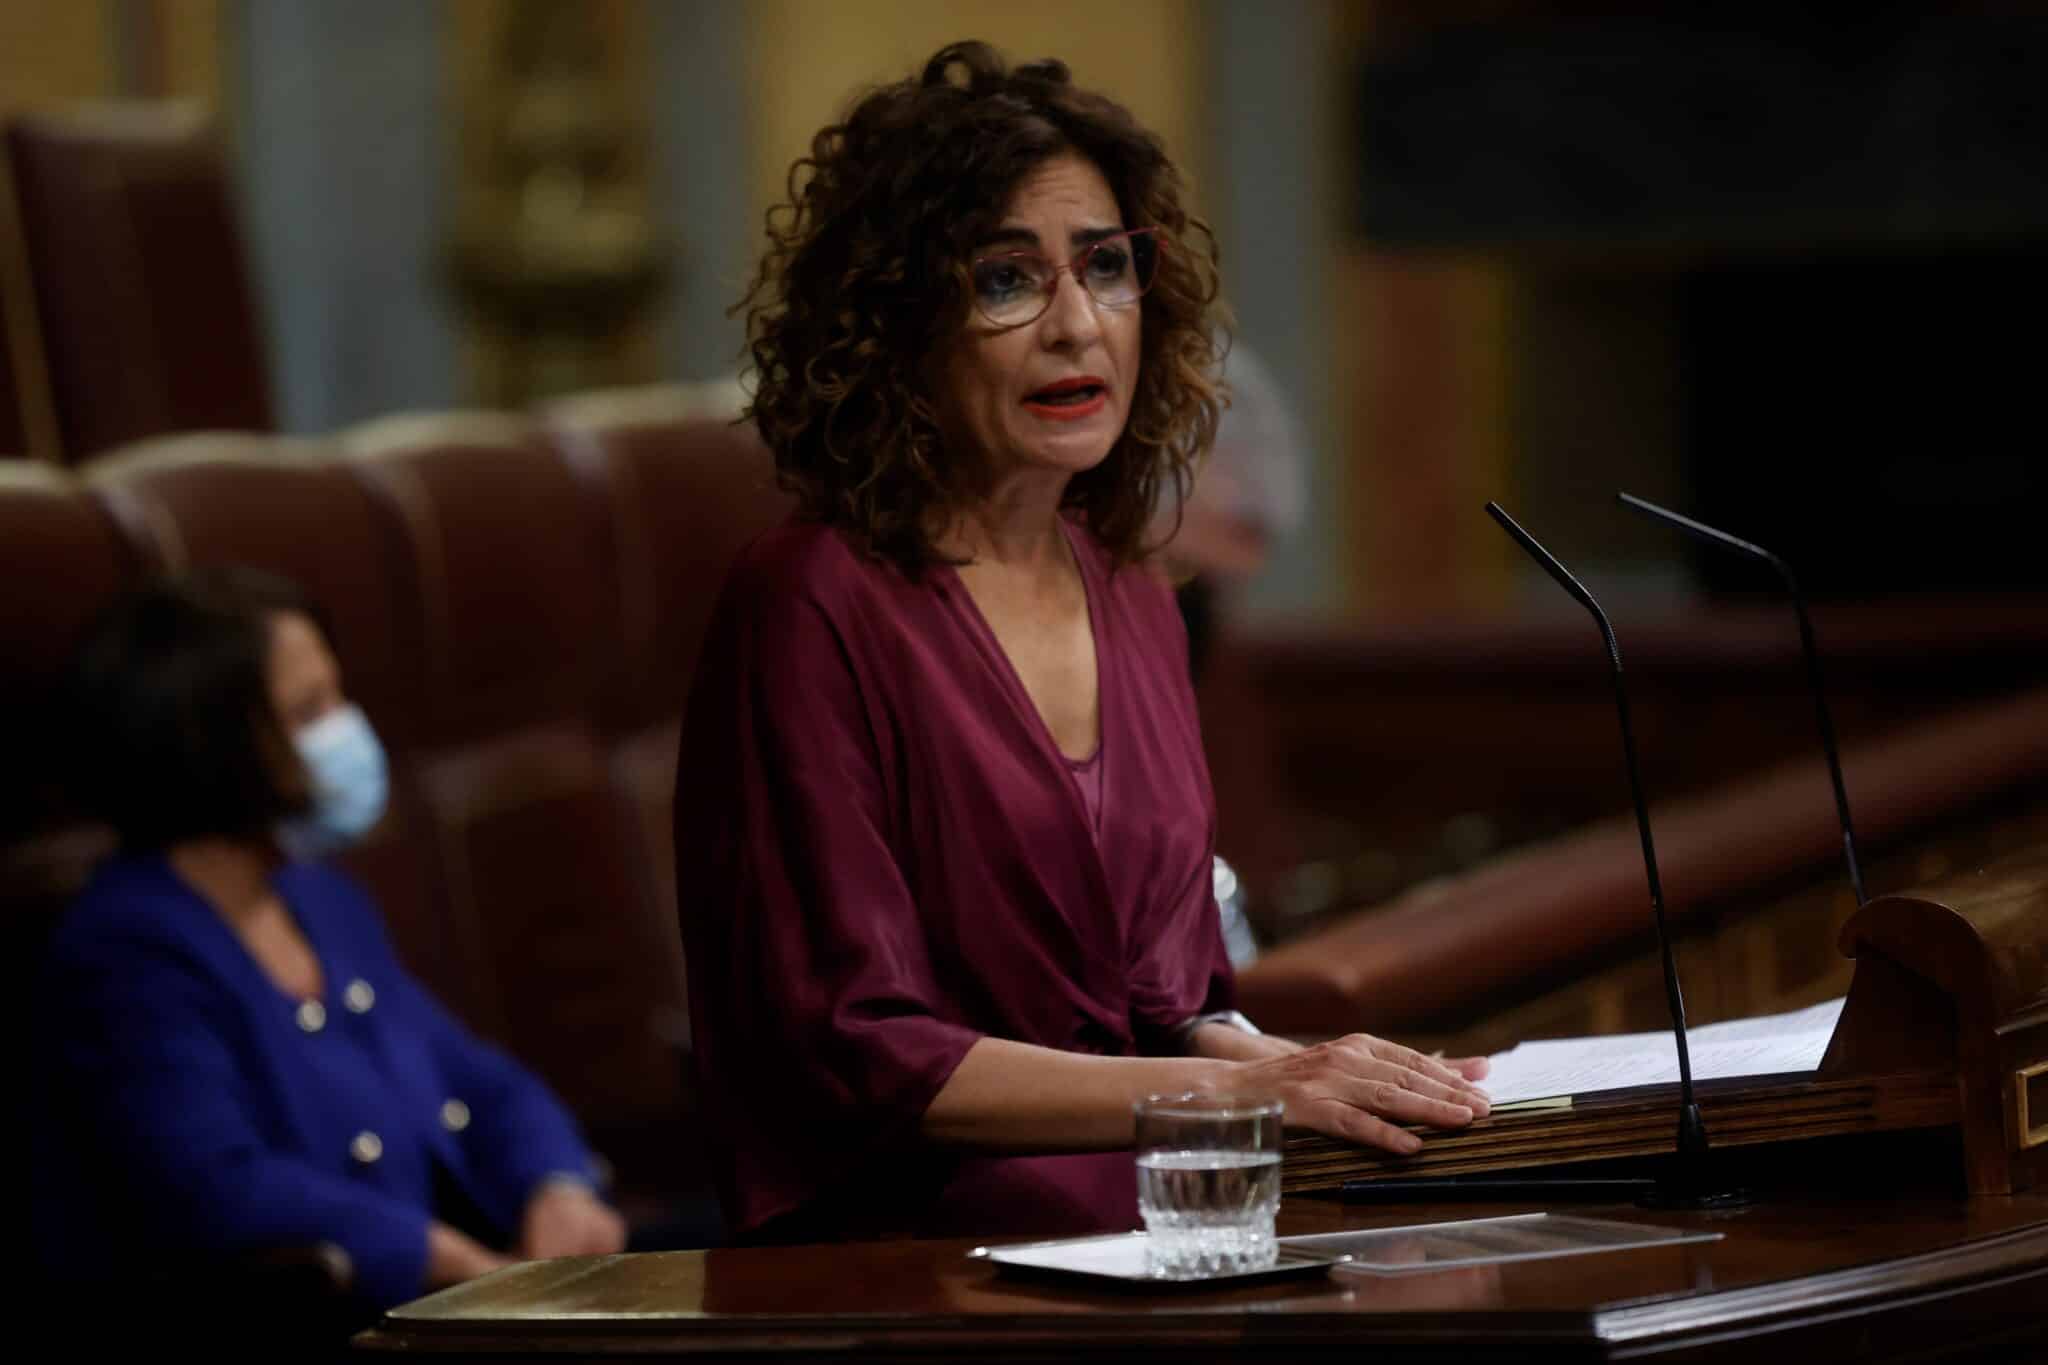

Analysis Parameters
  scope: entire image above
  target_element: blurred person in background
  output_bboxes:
[1154,338,1307,685]
[1155,338,1309,969]
[675,40,1488,1248]
[35,568,624,1313]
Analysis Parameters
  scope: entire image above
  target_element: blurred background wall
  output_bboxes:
[0,0,1350,611]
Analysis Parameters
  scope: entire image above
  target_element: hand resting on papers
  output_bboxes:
[1214,1034,1493,1155]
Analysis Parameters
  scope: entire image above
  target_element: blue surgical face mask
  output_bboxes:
[276,703,389,862]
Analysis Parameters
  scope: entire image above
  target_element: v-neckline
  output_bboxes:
[162,858,332,1010]
[937,523,1125,973]
[943,518,1107,769]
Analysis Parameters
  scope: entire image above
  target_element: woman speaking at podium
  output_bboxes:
[674,41,1490,1245]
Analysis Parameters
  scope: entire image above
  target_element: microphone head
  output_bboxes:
[1613,491,1865,906]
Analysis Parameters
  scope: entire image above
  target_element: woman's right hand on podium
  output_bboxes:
[425,1220,515,1289]
[1222,1035,1491,1155]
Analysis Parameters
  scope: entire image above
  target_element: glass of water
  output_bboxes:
[1133,1092,1285,1278]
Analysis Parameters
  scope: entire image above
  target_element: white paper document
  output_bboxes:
[1478,997,1845,1108]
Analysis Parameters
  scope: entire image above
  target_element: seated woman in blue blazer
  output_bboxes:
[37,567,626,1309]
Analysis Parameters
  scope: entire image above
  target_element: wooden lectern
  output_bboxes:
[1822,847,2048,1195]
[1287,850,2048,1197]
[354,853,2048,1362]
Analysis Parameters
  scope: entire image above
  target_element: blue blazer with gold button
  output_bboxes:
[35,855,602,1308]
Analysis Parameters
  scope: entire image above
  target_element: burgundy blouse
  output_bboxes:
[1065,747,1105,839]
[673,518,1234,1242]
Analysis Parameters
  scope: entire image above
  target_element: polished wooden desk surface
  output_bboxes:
[357,1194,2048,1362]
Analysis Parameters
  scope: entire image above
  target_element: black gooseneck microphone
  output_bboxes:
[1616,492,1867,907]
[1486,501,1747,1209]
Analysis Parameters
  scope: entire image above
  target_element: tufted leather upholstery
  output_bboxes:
[340,411,683,1153]
[543,383,785,991]
[5,103,271,462]
[0,461,133,915]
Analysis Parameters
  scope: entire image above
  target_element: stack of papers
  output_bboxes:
[1478,997,1846,1111]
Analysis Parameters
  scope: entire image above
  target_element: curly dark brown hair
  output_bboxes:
[738,40,1227,574]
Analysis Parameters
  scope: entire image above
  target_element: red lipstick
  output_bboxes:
[1022,375,1109,421]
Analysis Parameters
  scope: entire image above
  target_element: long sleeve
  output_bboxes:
[322,870,603,1236]
[44,934,432,1309]
[400,971,602,1224]
[678,563,985,1232]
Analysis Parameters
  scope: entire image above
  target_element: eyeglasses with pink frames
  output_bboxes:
[967,227,1165,328]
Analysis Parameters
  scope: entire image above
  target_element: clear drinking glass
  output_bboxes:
[1133,1093,1285,1278]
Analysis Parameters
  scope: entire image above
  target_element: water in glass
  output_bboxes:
[1133,1095,1284,1278]
[1136,1148,1282,1276]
